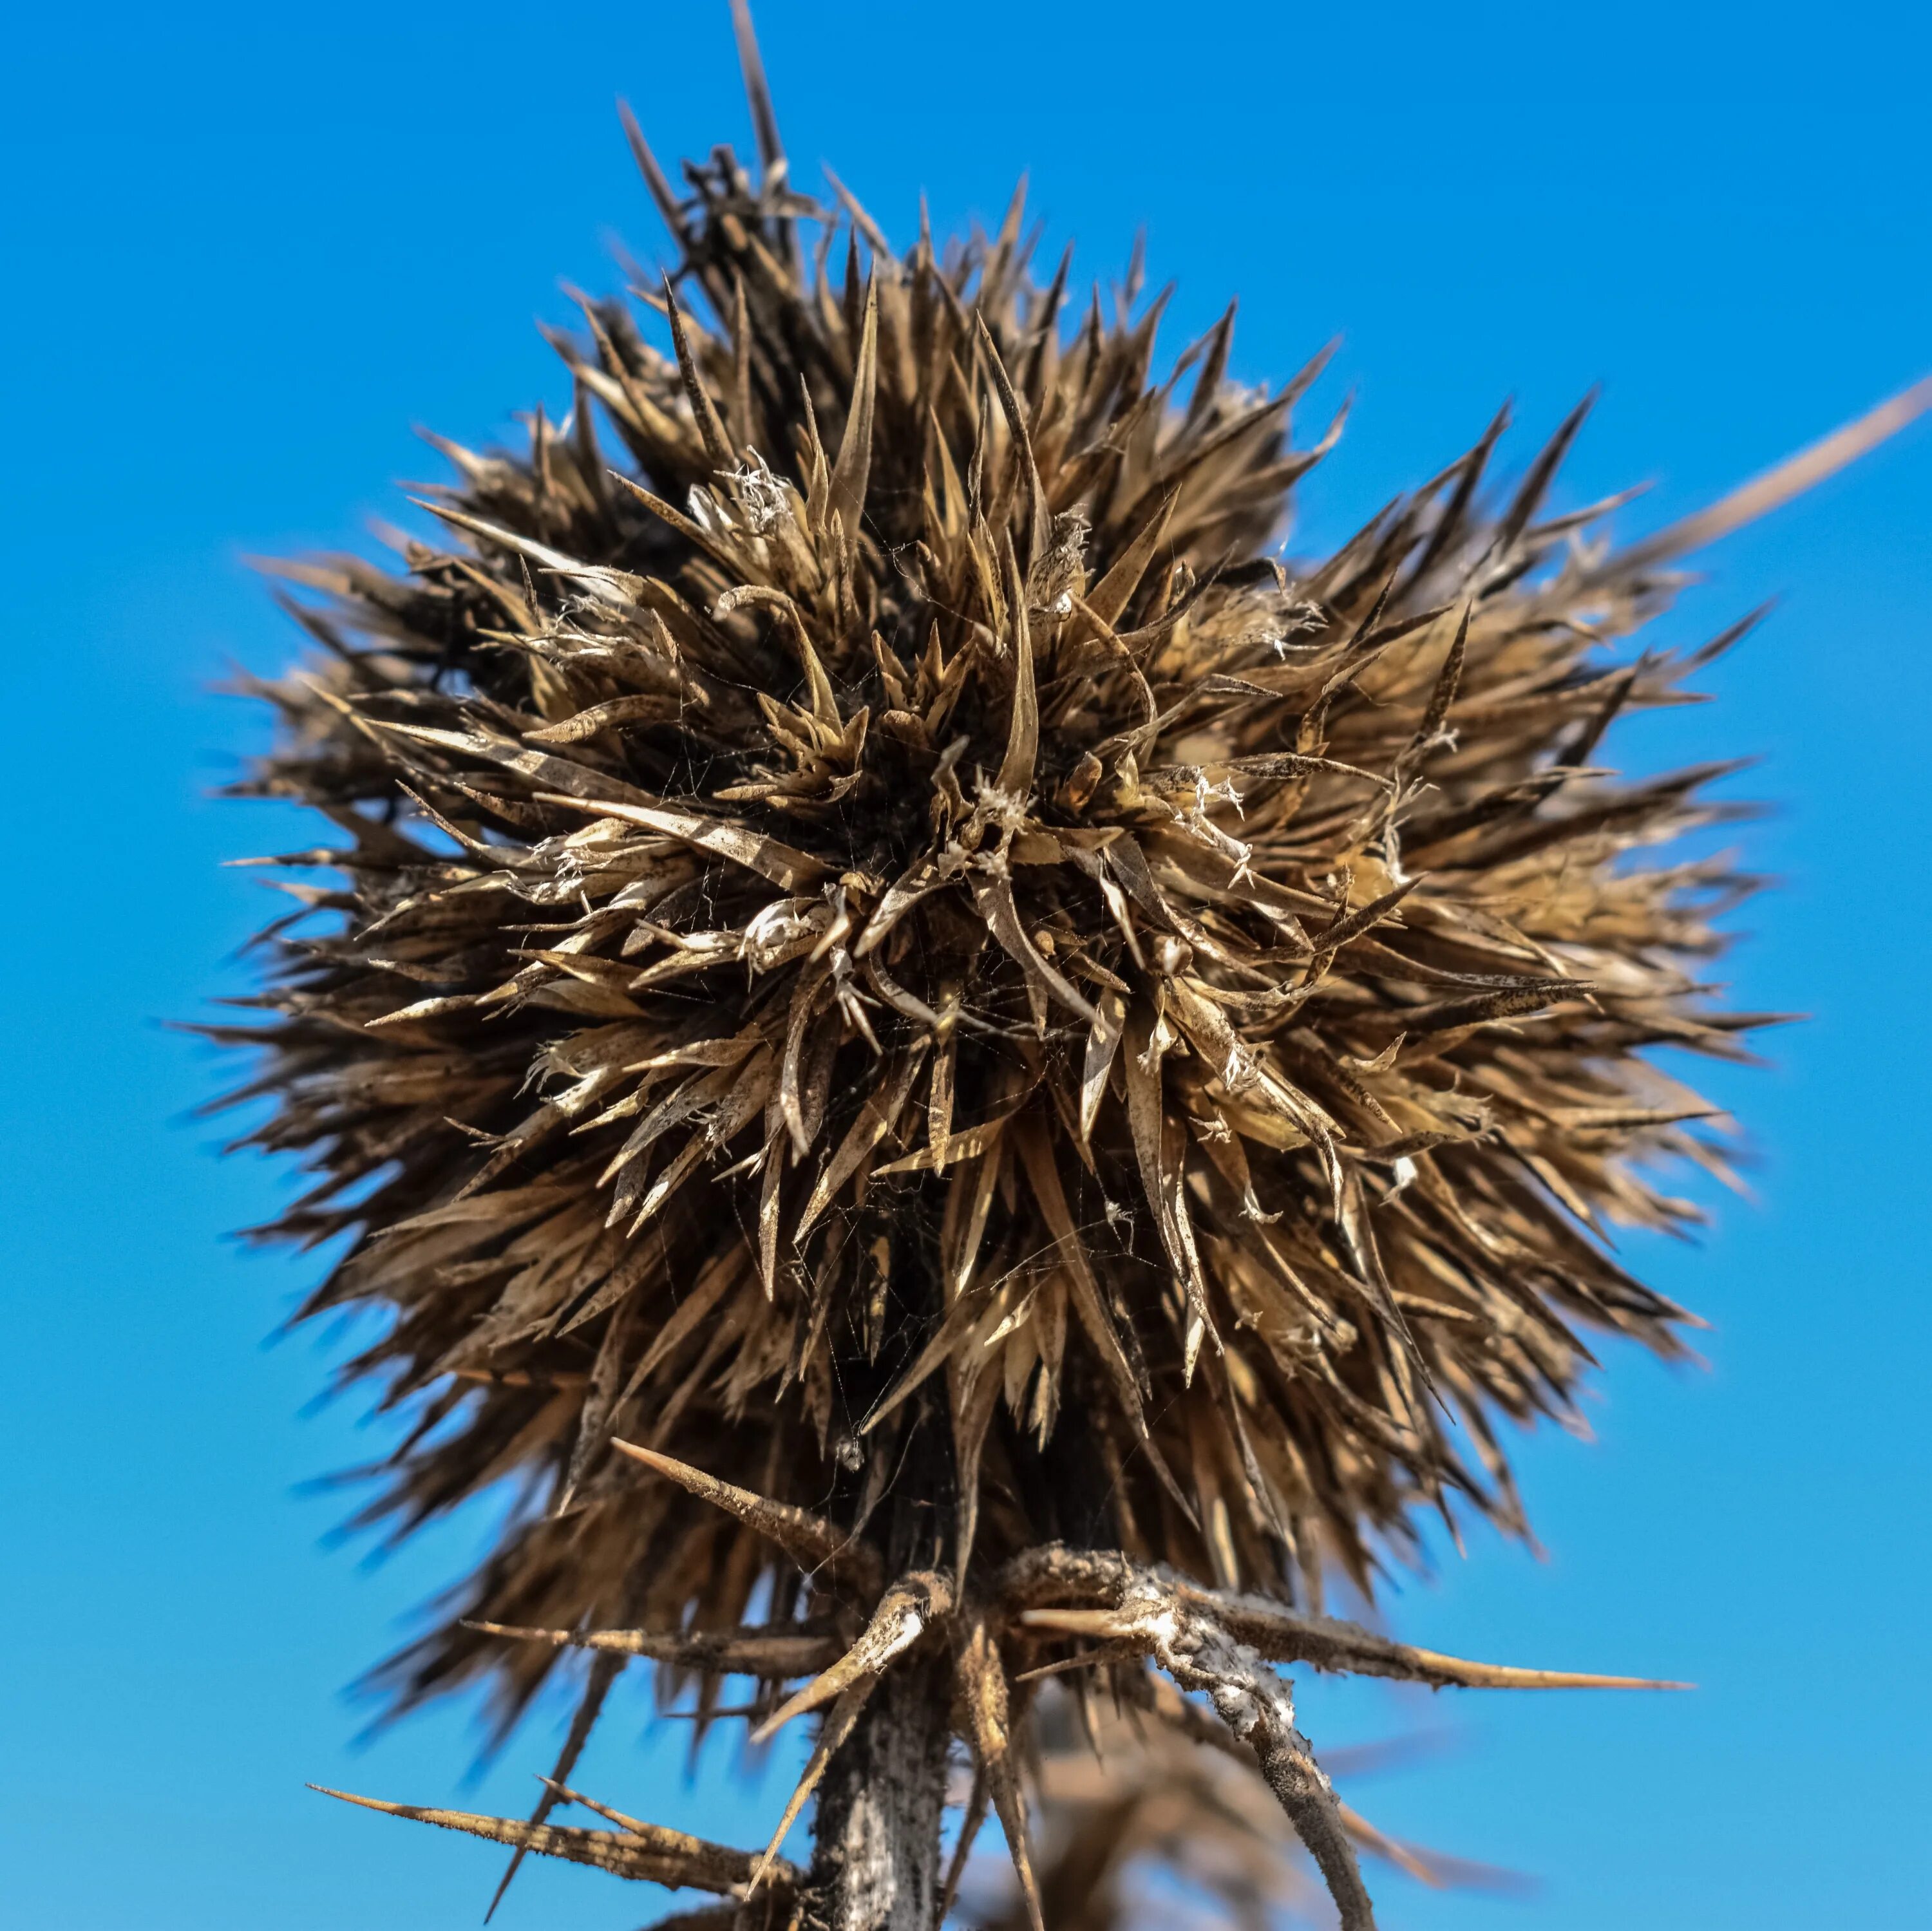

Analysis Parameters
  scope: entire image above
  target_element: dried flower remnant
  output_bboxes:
[209,11,1929,1926]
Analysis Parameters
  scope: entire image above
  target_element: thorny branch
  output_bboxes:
[325,1523,1681,1930]
[1019,1570,1375,1928]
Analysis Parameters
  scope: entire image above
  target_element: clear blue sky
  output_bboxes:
[2,4,1926,1926]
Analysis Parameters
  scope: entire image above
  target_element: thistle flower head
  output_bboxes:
[216,28,1929,1926]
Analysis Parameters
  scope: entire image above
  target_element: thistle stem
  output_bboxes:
[804,1644,953,1931]
[805,1352,956,1931]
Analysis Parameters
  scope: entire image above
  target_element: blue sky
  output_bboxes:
[1,3,1927,1926]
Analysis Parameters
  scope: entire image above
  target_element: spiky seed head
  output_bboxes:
[215,72,1916,1771]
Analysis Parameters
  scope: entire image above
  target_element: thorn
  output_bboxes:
[611,1440,882,1597]
[308,1783,797,1893]
[1017,1592,1689,1691]
[749,1572,951,1742]
[462,1617,841,1677]
[747,1678,877,1891]
[958,1617,1044,1931]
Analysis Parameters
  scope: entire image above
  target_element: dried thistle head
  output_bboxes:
[212,18,1928,1926]
[227,160,1757,1652]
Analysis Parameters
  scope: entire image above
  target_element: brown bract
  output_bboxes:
[209,29,1929,1928]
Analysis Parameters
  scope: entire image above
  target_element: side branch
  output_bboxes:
[1010,1571,1376,1930]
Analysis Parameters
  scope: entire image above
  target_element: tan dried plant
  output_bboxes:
[955,1684,1520,1931]
[209,9,1929,1928]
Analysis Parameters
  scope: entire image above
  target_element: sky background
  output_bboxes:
[2,3,1927,1926]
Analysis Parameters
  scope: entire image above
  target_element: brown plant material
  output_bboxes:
[310,1780,797,1896]
[959,1681,1524,1931]
[211,13,1929,1927]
